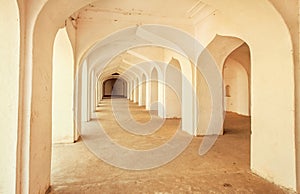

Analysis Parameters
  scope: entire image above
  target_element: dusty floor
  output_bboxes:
[50,99,293,194]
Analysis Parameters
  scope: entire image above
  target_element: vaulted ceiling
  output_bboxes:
[73,0,216,80]
[75,0,216,24]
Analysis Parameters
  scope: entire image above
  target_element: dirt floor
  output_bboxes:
[50,99,294,194]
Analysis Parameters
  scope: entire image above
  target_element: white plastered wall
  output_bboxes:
[163,49,195,134]
[0,1,20,193]
[223,58,249,116]
[164,59,182,118]
[150,68,159,111]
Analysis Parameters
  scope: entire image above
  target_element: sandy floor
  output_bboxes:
[50,99,293,194]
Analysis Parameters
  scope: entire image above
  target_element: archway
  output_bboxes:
[150,68,158,112]
[103,79,115,97]
[103,78,127,98]
[223,58,249,116]
[164,58,182,118]
[52,27,75,144]
[134,77,139,103]
[139,74,146,106]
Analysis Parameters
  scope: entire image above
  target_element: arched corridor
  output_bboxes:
[1,0,300,193]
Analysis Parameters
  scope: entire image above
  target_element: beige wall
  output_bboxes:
[0,1,20,193]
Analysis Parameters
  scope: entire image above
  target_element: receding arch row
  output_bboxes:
[9,1,297,193]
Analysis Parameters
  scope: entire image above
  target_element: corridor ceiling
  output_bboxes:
[75,0,216,24]
[72,0,216,81]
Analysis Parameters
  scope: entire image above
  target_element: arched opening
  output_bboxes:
[52,27,75,144]
[223,58,249,116]
[221,42,251,171]
[139,74,146,106]
[150,68,158,112]
[130,79,134,101]
[103,78,127,98]
[165,58,182,118]
[134,77,139,103]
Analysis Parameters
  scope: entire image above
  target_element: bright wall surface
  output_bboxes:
[199,0,296,190]
[0,1,20,193]
[224,58,249,116]
[52,28,74,143]
[165,59,182,118]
